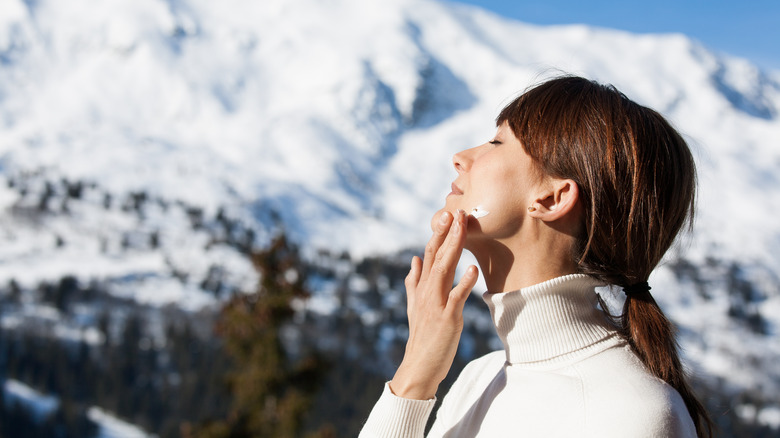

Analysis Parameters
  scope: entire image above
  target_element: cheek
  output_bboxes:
[472,194,524,227]
[470,169,525,216]
[466,191,524,236]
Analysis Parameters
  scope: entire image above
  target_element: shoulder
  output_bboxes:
[458,350,506,378]
[456,351,508,390]
[432,351,506,424]
[577,344,697,437]
[445,350,506,398]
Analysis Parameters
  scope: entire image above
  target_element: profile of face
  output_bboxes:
[434,121,544,246]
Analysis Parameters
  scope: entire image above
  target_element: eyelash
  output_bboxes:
[489,140,501,145]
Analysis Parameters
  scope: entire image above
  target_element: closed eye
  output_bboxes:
[489,140,501,145]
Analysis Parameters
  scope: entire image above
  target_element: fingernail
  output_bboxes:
[457,209,466,218]
[439,211,450,224]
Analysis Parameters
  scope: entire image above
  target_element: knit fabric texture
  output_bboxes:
[359,274,696,438]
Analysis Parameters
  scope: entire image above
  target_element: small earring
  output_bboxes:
[527,206,537,212]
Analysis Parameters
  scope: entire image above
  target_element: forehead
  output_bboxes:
[494,121,518,141]
[494,121,524,151]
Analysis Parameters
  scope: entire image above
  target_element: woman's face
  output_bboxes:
[435,121,544,243]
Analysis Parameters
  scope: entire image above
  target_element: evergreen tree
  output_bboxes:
[187,234,333,438]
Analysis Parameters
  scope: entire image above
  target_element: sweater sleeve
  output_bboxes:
[358,382,437,438]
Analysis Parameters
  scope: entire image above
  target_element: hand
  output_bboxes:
[389,209,479,400]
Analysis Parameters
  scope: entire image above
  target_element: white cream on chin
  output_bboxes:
[470,205,490,218]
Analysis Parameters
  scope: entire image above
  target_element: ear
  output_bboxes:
[528,178,580,222]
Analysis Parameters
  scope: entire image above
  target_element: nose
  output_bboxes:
[453,146,477,174]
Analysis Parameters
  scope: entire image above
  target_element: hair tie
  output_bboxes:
[623,281,651,296]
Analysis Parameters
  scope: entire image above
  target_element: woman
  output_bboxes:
[360,76,713,437]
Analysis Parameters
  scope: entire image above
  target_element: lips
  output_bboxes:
[449,182,464,196]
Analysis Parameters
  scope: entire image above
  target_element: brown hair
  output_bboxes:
[497,76,712,437]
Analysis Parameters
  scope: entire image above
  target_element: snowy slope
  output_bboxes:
[1,0,780,425]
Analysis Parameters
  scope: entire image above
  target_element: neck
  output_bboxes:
[468,234,579,293]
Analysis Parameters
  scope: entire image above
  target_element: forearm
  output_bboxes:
[359,382,436,438]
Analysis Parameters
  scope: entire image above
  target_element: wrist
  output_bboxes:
[389,368,440,400]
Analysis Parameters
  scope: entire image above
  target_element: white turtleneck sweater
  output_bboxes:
[359,274,697,437]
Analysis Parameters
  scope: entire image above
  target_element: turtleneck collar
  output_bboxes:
[483,273,622,365]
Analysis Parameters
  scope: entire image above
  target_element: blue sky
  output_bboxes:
[453,0,780,72]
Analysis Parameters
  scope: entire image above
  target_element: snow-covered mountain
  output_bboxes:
[1,0,780,429]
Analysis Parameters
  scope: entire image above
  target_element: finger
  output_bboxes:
[405,256,422,319]
[420,211,453,282]
[404,256,422,293]
[431,210,467,281]
[447,265,479,313]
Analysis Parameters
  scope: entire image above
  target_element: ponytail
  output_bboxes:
[623,290,713,438]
